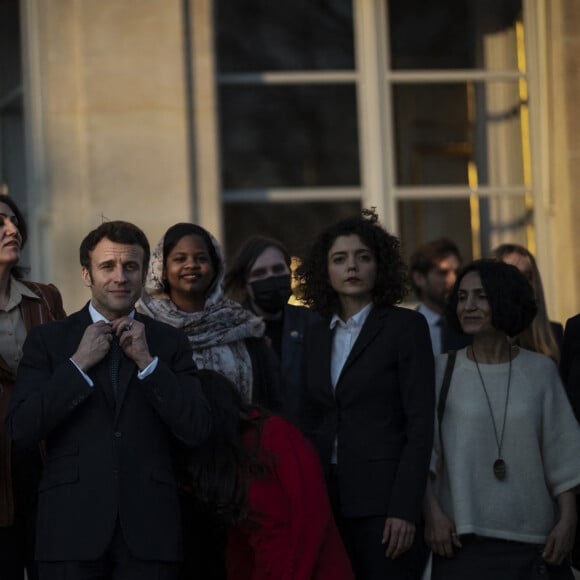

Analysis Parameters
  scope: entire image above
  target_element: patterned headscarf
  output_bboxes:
[137,226,265,402]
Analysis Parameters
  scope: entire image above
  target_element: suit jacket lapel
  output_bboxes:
[311,321,335,399]
[337,306,387,386]
[67,306,116,413]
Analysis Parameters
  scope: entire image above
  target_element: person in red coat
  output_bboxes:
[187,370,354,580]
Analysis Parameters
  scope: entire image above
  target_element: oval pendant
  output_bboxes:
[493,458,506,480]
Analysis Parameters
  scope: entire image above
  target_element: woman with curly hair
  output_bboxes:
[424,260,580,579]
[296,209,435,580]
[492,243,562,363]
[188,370,354,580]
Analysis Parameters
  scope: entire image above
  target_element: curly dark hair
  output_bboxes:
[296,209,408,318]
[446,259,537,337]
[186,370,271,525]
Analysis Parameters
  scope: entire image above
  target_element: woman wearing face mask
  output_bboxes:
[225,237,318,425]
[0,195,66,580]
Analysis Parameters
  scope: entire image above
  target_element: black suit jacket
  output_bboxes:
[6,305,211,562]
[302,305,434,523]
[561,314,580,422]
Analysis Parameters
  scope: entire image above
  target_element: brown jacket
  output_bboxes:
[0,280,65,526]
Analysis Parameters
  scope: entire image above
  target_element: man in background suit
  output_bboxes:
[560,313,580,571]
[6,221,211,580]
[410,238,471,355]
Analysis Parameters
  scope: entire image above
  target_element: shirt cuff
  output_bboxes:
[69,358,94,387]
[137,356,158,379]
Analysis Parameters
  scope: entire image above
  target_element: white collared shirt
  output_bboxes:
[328,302,373,464]
[417,303,443,356]
[329,302,373,389]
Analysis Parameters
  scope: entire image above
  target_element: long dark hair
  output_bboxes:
[0,195,28,279]
[187,371,271,524]
[492,243,560,362]
[296,208,408,318]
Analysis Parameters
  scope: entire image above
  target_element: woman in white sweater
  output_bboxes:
[424,259,580,580]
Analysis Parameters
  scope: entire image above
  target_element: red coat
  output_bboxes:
[227,415,354,580]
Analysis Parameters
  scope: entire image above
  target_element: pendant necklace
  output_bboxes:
[472,346,512,481]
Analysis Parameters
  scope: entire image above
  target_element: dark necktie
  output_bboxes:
[110,337,122,398]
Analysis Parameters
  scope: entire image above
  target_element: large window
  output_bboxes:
[214,0,532,264]
[216,0,360,259]
[386,0,529,263]
[0,0,25,200]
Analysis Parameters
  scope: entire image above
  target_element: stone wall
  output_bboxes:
[548,0,580,323]
[25,0,192,311]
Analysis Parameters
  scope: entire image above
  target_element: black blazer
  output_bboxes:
[6,305,211,562]
[561,314,580,421]
[279,304,319,425]
[302,305,434,523]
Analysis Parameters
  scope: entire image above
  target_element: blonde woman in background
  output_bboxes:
[493,243,562,363]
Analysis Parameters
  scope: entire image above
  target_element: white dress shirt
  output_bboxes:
[328,302,373,463]
[417,303,443,356]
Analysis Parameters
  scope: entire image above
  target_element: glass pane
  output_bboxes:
[0,0,21,99]
[220,85,360,189]
[398,195,530,265]
[223,201,361,262]
[1,112,26,195]
[217,0,354,72]
[393,82,526,187]
[399,199,473,265]
[388,0,522,70]
[0,0,24,197]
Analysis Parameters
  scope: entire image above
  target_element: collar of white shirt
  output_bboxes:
[329,302,373,330]
[88,302,136,324]
[417,303,442,327]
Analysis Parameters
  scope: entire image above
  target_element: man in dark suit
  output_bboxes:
[410,238,472,354]
[560,313,580,570]
[6,221,211,580]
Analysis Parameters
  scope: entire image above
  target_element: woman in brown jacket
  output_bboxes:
[0,195,65,580]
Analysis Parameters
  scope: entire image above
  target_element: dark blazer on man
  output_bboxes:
[302,305,434,524]
[6,305,211,563]
[561,314,580,422]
